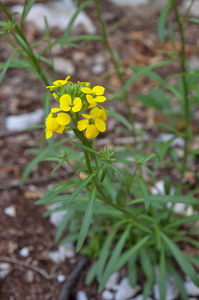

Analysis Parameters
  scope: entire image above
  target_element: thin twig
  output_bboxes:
[0,256,53,280]
[57,256,89,300]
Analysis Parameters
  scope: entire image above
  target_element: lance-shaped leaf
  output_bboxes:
[76,185,97,252]
[137,177,150,210]
[107,164,129,194]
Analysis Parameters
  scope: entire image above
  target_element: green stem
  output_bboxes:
[0,2,50,86]
[93,0,137,148]
[173,0,190,194]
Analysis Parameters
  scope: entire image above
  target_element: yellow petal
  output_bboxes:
[46,85,57,91]
[90,107,103,118]
[95,96,106,103]
[92,85,105,96]
[86,95,97,106]
[56,125,65,134]
[95,118,106,132]
[100,108,107,121]
[51,107,60,113]
[73,97,82,106]
[46,115,60,131]
[82,113,92,119]
[77,119,89,131]
[46,130,52,139]
[86,125,99,139]
[72,104,82,113]
[81,87,92,94]
[60,94,71,111]
[56,113,71,125]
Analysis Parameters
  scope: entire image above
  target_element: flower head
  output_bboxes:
[60,94,82,113]
[77,109,106,139]
[46,76,70,91]
[90,106,107,122]
[81,85,106,108]
[45,108,71,139]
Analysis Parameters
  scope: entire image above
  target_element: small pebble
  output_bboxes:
[115,277,141,300]
[0,263,12,279]
[185,276,199,296]
[26,270,34,283]
[4,205,16,217]
[101,290,114,300]
[57,274,66,283]
[105,272,120,290]
[92,64,106,75]
[77,290,88,300]
[19,247,30,258]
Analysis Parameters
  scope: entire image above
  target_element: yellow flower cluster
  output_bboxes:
[45,76,107,139]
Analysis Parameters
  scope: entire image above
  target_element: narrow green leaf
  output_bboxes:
[188,18,199,24]
[161,232,199,286]
[76,186,97,252]
[85,261,99,285]
[143,165,154,177]
[21,0,36,25]
[164,213,199,230]
[159,246,166,300]
[63,173,95,207]
[97,226,118,281]
[21,148,50,186]
[107,164,129,194]
[62,0,89,41]
[122,60,173,92]
[98,224,131,293]
[51,161,64,175]
[55,210,74,243]
[128,254,138,287]
[143,153,158,163]
[167,266,188,300]
[72,141,99,155]
[143,278,154,300]
[137,177,150,210]
[114,235,151,272]
[158,0,172,42]
[0,47,19,83]
[108,109,132,131]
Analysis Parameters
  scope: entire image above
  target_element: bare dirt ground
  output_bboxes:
[1,1,199,299]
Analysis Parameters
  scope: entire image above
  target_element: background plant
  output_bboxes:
[1,1,199,300]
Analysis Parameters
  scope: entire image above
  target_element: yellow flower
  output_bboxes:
[60,94,82,113]
[77,110,106,139]
[46,76,70,91]
[90,106,107,121]
[81,85,106,108]
[78,82,91,88]
[45,108,71,139]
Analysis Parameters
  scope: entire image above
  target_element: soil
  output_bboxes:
[1,0,199,299]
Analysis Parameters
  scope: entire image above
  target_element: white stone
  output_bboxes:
[185,276,199,296]
[54,57,75,75]
[109,0,148,6]
[131,295,153,300]
[151,180,174,196]
[4,205,16,217]
[101,290,114,300]
[5,109,44,131]
[77,291,88,300]
[49,243,75,263]
[153,278,179,300]
[59,243,75,259]
[180,1,199,17]
[0,263,12,279]
[115,277,141,300]
[155,133,185,148]
[19,247,30,257]
[57,274,66,283]
[11,0,96,33]
[92,64,106,75]
[189,56,199,70]
[49,203,67,228]
[105,272,120,290]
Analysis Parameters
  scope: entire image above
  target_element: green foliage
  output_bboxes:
[2,0,199,298]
